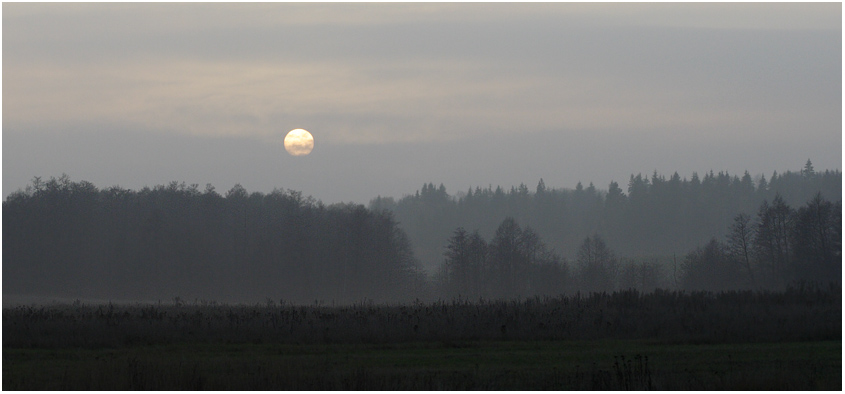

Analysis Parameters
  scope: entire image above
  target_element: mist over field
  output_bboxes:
[3,162,840,304]
[3,3,841,390]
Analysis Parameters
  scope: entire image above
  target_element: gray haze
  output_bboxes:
[3,3,841,203]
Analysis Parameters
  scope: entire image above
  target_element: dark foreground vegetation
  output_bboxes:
[5,339,838,390]
[3,162,840,389]
[4,286,841,390]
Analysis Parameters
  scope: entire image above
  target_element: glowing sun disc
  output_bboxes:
[284,129,314,156]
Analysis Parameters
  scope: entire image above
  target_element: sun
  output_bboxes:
[284,129,314,156]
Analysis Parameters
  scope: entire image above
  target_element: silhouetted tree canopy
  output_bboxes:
[375,162,840,276]
[576,234,618,293]
[438,217,570,299]
[4,161,840,303]
[4,177,426,303]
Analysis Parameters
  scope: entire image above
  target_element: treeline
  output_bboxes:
[371,161,840,273]
[685,192,841,290]
[436,218,568,299]
[3,176,426,304]
[3,161,840,303]
[438,190,840,298]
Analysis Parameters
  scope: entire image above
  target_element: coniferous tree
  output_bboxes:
[802,159,815,179]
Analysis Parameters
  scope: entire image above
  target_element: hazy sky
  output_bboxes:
[3,3,841,204]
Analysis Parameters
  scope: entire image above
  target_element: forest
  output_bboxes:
[432,192,840,300]
[2,161,841,304]
[3,162,841,390]
[374,161,841,294]
[3,177,425,304]
[372,161,839,270]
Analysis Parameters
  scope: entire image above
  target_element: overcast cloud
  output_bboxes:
[3,3,841,203]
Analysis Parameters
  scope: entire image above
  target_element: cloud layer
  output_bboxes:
[3,3,841,202]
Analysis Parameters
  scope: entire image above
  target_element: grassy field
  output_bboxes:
[4,339,840,390]
[4,287,841,390]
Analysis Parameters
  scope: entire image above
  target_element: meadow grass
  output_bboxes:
[4,288,840,389]
[4,339,840,390]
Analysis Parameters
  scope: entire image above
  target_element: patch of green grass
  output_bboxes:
[4,339,840,390]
